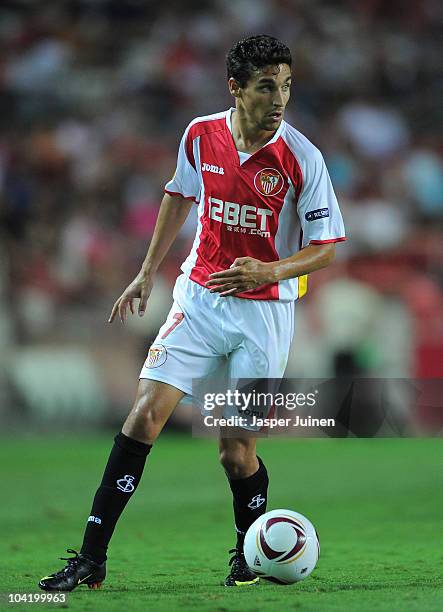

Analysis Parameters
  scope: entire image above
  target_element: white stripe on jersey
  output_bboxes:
[281,123,345,247]
[274,177,300,301]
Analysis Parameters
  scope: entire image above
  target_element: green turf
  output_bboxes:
[0,434,442,611]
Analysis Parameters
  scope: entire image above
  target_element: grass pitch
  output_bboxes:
[1,434,442,611]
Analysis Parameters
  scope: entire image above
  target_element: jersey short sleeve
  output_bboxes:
[297,149,346,246]
[165,123,201,202]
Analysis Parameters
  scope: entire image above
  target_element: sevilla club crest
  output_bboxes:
[146,344,167,368]
[254,168,284,197]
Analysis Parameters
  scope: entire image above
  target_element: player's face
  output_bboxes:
[233,63,292,131]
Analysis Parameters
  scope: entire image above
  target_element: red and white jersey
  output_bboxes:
[165,108,346,301]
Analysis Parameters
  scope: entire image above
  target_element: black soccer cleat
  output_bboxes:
[224,548,259,587]
[38,549,106,592]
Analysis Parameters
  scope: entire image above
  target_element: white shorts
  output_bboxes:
[140,274,295,398]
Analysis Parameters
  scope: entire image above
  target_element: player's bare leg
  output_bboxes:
[122,379,184,444]
[219,435,269,586]
[39,380,183,592]
[219,436,259,479]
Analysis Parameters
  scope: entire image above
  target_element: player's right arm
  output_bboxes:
[109,119,200,324]
[108,192,193,323]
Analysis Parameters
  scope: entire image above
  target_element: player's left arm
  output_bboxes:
[205,244,335,296]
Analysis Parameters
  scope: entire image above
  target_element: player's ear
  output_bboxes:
[228,77,242,98]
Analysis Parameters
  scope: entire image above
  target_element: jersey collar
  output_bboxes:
[225,107,285,166]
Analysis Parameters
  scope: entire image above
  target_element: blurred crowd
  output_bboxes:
[0,0,442,422]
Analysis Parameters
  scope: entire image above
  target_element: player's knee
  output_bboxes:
[123,393,163,444]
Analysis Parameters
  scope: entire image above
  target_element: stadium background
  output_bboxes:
[0,1,442,610]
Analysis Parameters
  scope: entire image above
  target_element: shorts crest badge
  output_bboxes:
[146,344,167,368]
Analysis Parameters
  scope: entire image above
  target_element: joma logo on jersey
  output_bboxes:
[202,162,224,175]
[209,197,272,237]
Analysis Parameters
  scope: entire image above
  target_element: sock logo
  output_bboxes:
[116,474,135,493]
[248,494,266,510]
[87,515,102,524]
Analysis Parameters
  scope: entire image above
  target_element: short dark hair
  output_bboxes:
[226,35,292,88]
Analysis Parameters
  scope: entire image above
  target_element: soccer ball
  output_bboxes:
[244,509,320,584]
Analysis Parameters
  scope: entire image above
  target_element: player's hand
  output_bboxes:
[205,257,274,296]
[108,272,153,323]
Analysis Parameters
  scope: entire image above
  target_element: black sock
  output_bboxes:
[227,456,269,552]
[80,432,151,564]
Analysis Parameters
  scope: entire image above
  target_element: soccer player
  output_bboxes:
[39,35,345,591]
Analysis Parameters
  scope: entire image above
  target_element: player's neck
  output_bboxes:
[231,108,276,154]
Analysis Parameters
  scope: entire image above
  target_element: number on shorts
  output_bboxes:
[161,312,184,339]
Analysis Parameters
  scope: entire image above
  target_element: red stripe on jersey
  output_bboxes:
[188,118,226,140]
[310,237,347,244]
[185,118,227,171]
[164,189,198,202]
